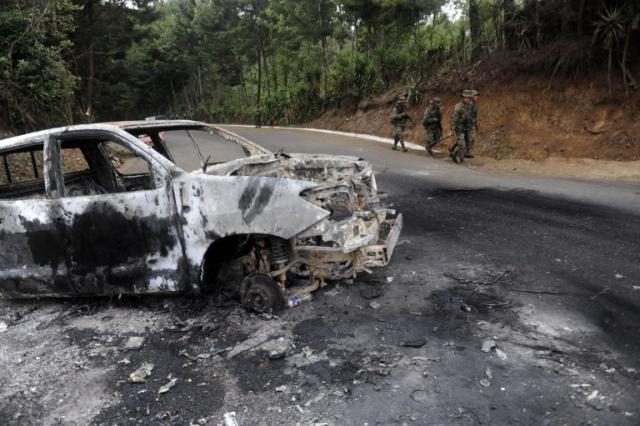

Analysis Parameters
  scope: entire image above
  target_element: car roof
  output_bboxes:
[107,119,208,132]
[0,121,269,172]
[0,120,211,151]
[0,123,129,151]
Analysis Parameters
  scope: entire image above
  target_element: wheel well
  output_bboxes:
[200,234,290,293]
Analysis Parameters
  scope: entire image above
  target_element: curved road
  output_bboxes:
[225,125,640,424]
[1,125,638,425]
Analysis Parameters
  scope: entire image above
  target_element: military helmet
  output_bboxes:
[462,89,479,98]
[431,97,441,104]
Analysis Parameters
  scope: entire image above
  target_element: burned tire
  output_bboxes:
[241,273,284,313]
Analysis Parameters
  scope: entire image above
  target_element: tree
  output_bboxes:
[468,0,481,59]
[593,5,626,95]
[0,0,78,131]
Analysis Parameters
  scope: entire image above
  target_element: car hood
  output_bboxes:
[204,152,375,191]
[202,152,379,215]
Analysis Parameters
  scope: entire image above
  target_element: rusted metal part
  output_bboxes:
[0,121,402,301]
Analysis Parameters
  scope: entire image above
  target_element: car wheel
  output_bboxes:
[241,273,284,313]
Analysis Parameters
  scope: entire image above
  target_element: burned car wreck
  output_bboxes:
[0,121,402,311]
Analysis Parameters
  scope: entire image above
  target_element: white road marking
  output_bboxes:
[223,124,426,151]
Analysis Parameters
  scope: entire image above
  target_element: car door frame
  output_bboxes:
[0,136,73,297]
[44,128,190,296]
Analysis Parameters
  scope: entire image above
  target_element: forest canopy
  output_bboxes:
[1,0,638,132]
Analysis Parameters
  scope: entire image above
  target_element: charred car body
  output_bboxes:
[0,121,402,311]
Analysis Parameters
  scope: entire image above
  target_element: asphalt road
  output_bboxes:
[224,126,640,422]
[1,125,638,425]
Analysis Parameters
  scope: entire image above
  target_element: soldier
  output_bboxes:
[449,89,479,160]
[390,95,412,152]
[422,96,442,155]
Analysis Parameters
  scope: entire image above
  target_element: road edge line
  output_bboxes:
[221,124,426,152]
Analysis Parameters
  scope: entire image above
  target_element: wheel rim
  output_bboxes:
[247,287,274,312]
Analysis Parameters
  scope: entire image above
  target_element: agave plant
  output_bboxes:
[406,76,422,105]
[593,6,626,94]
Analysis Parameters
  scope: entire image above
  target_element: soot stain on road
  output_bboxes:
[395,184,640,354]
[93,329,226,424]
[292,317,337,351]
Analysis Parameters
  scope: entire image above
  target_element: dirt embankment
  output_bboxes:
[310,71,640,168]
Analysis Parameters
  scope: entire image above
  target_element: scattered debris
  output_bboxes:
[158,378,178,394]
[444,270,509,286]
[590,286,610,301]
[586,390,599,401]
[359,285,383,299]
[129,363,154,384]
[633,286,640,291]
[0,321,7,333]
[460,303,472,312]
[481,339,496,353]
[495,348,508,360]
[124,336,145,350]
[485,368,493,380]
[615,273,624,279]
[275,385,287,392]
[179,349,199,361]
[411,390,428,402]
[304,392,326,407]
[369,301,381,310]
[386,277,394,283]
[226,333,274,360]
[600,363,616,374]
[479,379,491,387]
[332,387,351,397]
[223,411,240,426]
[505,288,569,296]
[261,337,293,360]
[118,357,132,365]
[287,294,312,308]
[400,338,427,348]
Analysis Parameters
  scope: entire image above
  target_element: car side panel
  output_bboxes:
[174,174,329,283]
[0,199,72,297]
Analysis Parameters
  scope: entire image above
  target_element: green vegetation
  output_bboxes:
[0,0,638,132]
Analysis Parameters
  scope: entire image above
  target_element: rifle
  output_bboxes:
[437,134,453,143]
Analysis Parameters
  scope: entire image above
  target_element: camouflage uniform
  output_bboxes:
[449,90,479,158]
[390,96,411,152]
[422,97,442,155]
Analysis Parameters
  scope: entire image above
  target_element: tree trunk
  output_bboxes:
[621,25,631,94]
[257,50,262,110]
[503,0,516,50]
[273,56,278,94]
[469,0,481,60]
[239,60,248,107]
[262,49,270,97]
[321,35,329,96]
[561,0,572,36]
[352,18,358,54]
[607,47,613,95]
[84,44,94,122]
[577,0,586,35]
[197,65,203,103]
